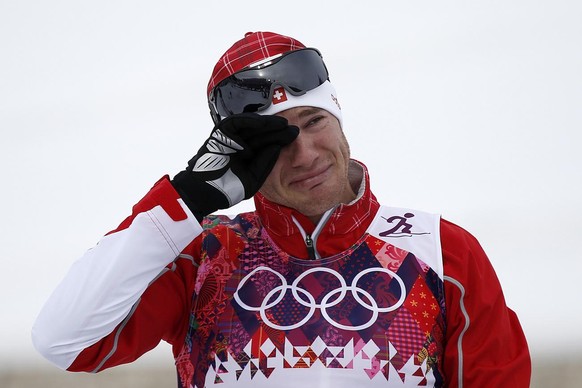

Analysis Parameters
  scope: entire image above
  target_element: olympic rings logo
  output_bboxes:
[233,266,406,331]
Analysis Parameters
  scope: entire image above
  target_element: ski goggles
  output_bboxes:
[208,48,329,123]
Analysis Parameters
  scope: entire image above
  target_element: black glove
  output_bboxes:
[172,113,299,221]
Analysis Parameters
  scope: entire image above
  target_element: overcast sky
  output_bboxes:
[1,0,581,371]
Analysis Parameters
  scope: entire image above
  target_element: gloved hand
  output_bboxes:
[172,113,299,221]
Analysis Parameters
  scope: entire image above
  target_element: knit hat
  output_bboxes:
[207,31,342,126]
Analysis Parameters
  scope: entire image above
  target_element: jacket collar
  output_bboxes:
[254,160,380,259]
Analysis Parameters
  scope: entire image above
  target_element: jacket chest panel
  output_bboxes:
[178,226,445,387]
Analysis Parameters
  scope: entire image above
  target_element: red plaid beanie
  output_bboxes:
[207,31,306,96]
[207,32,342,127]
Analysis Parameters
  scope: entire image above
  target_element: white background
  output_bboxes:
[1,0,581,371]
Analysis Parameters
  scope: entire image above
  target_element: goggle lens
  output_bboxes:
[209,48,329,122]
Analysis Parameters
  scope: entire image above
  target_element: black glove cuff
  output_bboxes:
[171,171,229,222]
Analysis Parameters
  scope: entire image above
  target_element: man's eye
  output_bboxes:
[307,116,323,127]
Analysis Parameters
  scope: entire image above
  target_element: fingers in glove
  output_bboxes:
[244,125,299,151]
[219,113,288,135]
[218,113,298,151]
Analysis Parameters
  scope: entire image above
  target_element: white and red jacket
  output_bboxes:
[32,161,531,387]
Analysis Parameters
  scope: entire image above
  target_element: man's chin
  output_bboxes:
[294,193,340,215]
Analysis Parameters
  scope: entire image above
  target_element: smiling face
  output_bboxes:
[259,107,356,223]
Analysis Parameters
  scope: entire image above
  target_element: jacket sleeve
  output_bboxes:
[31,176,203,371]
[440,219,531,387]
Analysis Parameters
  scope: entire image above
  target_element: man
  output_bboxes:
[32,31,531,387]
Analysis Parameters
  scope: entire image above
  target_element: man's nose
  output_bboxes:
[286,132,318,168]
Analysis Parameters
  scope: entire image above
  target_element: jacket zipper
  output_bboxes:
[305,234,316,260]
[292,208,336,261]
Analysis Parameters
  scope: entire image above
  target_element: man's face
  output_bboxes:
[259,107,355,220]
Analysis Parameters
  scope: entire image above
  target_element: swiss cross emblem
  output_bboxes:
[272,87,288,104]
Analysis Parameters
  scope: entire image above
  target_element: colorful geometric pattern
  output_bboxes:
[387,309,427,365]
[175,213,446,387]
[404,277,440,337]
